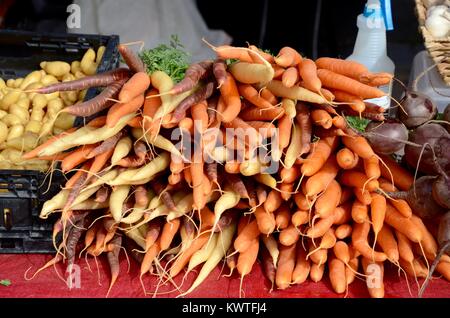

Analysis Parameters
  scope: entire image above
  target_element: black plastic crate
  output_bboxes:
[0,30,120,253]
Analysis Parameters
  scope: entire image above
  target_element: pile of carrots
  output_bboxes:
[23,42,450,298]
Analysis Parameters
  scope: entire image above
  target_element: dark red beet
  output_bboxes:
[398,91,437,129]
[364,120,408,155]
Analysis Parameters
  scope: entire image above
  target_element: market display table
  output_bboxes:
[0,254,449,298]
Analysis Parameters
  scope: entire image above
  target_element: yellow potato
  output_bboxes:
[6,132,38,151]
[47,98,64,113]
[40,61,71,77]
[81,48,97,76]
[39,120,54,137]
[0,78,5,89]
[7,124,24,141]
[0,89,22,110]
[0,121,8,144]
[54,112,75,130]
[62,73,76,82]
[24,82,42,100]
[25,120,42,134]
[20,71,42,90]
[60,91,78,104]
[13,78,23,88]
[6,79,15,88]
[52,127,65,135]
[41,74,58,85]
[0,110,7,120]
[96,46,106,63]
[0,162,11,169]
[71,61,82,74]
[30,108,45,122]
[9,107,29,124]
[2,114,22,126]
[5,148,23,163]
[0,91,3,100]
[74,70,86,79]
[78,89,87,101]
[61,94,75,106]
[16,98,30,109]
[40,70,47,77]
[32,94,47,109]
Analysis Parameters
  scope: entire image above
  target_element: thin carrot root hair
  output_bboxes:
[388,95,408,115]
[23,255,61,281]
[344,262,371,279]
[394,260,413,297]
[375,154,395,189]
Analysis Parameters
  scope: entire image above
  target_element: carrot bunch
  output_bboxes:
[23,42,449,298]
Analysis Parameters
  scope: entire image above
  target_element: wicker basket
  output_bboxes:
[415,0,450,85]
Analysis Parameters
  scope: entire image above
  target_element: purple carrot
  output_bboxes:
[63,79,126,117]
[213,59,227,87]
[172,82,215,122]
[170,60,213,95]
[35,68,130,94]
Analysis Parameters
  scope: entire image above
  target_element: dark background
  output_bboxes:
[0,0,424,86]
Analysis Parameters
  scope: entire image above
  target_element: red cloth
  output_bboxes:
[0,254,448,298]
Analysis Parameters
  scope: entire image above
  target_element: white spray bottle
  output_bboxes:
[347,0,395,109]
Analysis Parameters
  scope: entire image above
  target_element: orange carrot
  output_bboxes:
[279,224,300,246]
[294,192,312,211]
[254,206,276,235]
[371,193,387,242]
[278,114,293,150]
[170,233,208,277]
[330,89,365,113]
[238,84,273,109]
[314,180,342,219]
[364,155,381,180]
[378,180,412,218]
[119,72,150,103]
[279,183,294,201]
[218,72,241,123]
[106,94,144,128]
[236,238,259,296]
[317,69,385,99]
[274,47,302,67]
[281,67,299,88]
[305,155,339,197]
[352,221,387,262]
[311,109,333,129]
[61,144,98,172]
[361,258,385,298]
[354,188,372,205]
[329,256,346,294]
[301,136,338,177]
[191,101,209,134]
[264,190,283,214]
[336,148,359,170]
[342,136,375,160]
[292,210,309,227]
[298,58,321,92]
[275,243,296,289]
[260,87,278,105]
[377,225,399,263]
[280,165,300,184]
[234,219,260,253]
[240,106,285,121]
[160,219,181,251]
[23,128,77,160]
[384,204,422,243]
[316,57,369,79]
[351,199,369,223]
[339,170,379,192]
[378,154,414,191]
[214,45,253,63]
[292,243,311,284]
[310,263,325,282]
